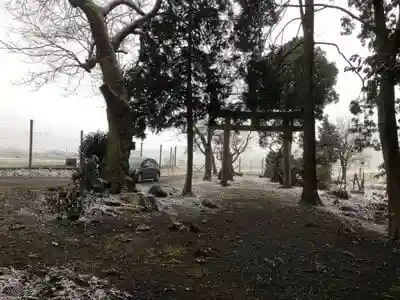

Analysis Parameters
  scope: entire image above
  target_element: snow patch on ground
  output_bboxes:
[0,168,73,178]
[0,267,131,299]
[0,168,194,178]
[319,189,388,235]
[30,172,388,236]
[228,176,389,235]
[39,181,221,223]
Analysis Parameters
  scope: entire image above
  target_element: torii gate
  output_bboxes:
[209,108,304,186]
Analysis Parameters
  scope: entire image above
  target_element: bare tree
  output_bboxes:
[2,0,162,192]
[335,115,364,187]
[193,124,218,177]
[213,131,253,168]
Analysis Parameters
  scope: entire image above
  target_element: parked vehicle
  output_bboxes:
[129,156,160,183]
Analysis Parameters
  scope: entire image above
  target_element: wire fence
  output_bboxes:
[0,119,266,176]
[137,141,264,176]
[1,119,378,184]
[0,119,78,168]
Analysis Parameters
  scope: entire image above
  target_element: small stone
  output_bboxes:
[194,257,207,264]
[140,195,159,211]
[148,184,168,198]
[121,192,142,205]
[103,268,121,276]
[136,224,151,232]
[340,205,359,213]
[104,200,122,206]
[201,198,219,209]
[10,224,26,231]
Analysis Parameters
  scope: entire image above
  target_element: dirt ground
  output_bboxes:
[1,176,400,299]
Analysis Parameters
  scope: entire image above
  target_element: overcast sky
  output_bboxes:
[0,0,380,166]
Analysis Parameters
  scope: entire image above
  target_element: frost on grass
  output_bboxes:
[320,188,388,235]
[0,169,73,178]
[211,175,389,235]
[39,181,221,225]
[0,267,132,299]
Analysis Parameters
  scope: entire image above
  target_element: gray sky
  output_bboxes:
[0,0,382,168]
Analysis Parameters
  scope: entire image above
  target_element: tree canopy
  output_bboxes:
[124,0,235,134]
[243,37,339,119]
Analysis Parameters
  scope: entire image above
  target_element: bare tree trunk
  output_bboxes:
[221,117,231,186]
[228,152,234,180]
[340,161,347,188]
[182,0,194,196]
[194,124,217,178]
[300,0,322,205]
[203,124,213,181]
[263,161,268,177]
[70,0,132,193]
[282,121,292,188]
[212,154,218,175]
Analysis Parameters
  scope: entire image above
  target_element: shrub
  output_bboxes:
[79,131,107,174]
[264,150,332,189]
[316,164,332,190]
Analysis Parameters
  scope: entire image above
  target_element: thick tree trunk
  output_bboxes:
[183,115,194,195]
[71,0,132,193]
[100,84,133,193]
[282,121,292,188]
[203,125,213,181]
[218,152,234,181]
[104,110,124,193]
[300,0,322,205]
[372,0,400,239]
[377,79,400,239]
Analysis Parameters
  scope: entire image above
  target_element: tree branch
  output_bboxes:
[298,0,305,27]
[392,2,400,52]
[273,7,326,45]
[2,0,161,90]
[194,136,206,154]
[232,132,252,163]
[111,0,162,50]
[315,41,365,88]
[279,3,374,31]
[103,0,145,16]
[194,126,208,155]
[80,0,162,72]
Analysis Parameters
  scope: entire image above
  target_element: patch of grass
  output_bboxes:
[390,283,400,294]
[163,244,187,259]
[185,266,207,279]
[102,235,124,253]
